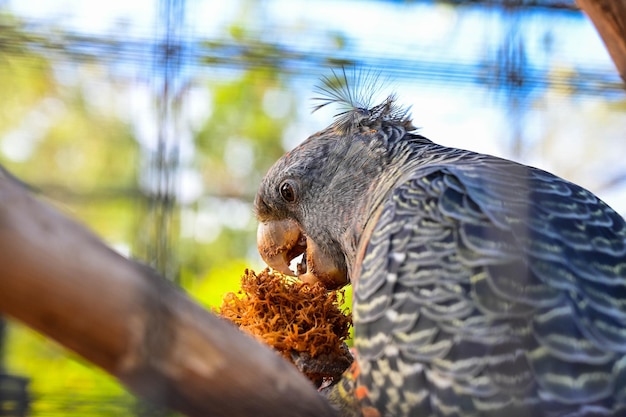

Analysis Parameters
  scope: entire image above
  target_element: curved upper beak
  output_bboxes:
[256,219,348,290]
[257,219,305,276]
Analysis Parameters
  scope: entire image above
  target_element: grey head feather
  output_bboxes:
[312,67,416,134]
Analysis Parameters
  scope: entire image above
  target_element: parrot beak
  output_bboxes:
[257,219,306,276]
[257,220,348,290]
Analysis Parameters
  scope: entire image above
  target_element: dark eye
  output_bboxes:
[279,180,297,203]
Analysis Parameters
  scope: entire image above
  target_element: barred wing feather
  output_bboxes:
[353,150,626,417]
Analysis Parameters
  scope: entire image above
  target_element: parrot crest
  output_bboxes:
[312,67,416,135]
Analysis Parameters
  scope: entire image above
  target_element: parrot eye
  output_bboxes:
[279,180,298,203]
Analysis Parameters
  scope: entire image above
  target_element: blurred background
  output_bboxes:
[0,0,624,415]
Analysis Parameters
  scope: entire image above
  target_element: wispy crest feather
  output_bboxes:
[312,67,415,134]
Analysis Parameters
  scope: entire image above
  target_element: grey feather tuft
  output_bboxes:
[312,67,416,134]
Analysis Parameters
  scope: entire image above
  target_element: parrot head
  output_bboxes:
[254,70,416,290]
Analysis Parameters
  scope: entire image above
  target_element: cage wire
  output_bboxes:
[136,0,186,282]
[0,0,625,415]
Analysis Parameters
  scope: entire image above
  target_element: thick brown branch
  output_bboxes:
[0,167,337,417]
[577,0,626,84]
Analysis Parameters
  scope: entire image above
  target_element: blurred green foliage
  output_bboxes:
[5,325,134,416]
[1,1,624,415]
[0,12,318,417]
[0,20,145,417]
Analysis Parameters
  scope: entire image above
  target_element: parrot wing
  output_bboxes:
[351,152,626,417]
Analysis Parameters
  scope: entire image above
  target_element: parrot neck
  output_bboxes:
[341,134,437,281]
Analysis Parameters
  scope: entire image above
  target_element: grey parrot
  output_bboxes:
[254,71,626,417]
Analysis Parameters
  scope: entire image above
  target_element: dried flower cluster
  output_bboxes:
[218,268,353,384]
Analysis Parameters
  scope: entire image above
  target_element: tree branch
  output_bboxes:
[0,166,337,417]
[577,0,626,84]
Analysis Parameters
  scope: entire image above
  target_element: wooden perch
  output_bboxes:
[0,166,337,417]
[577,0,626,84]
